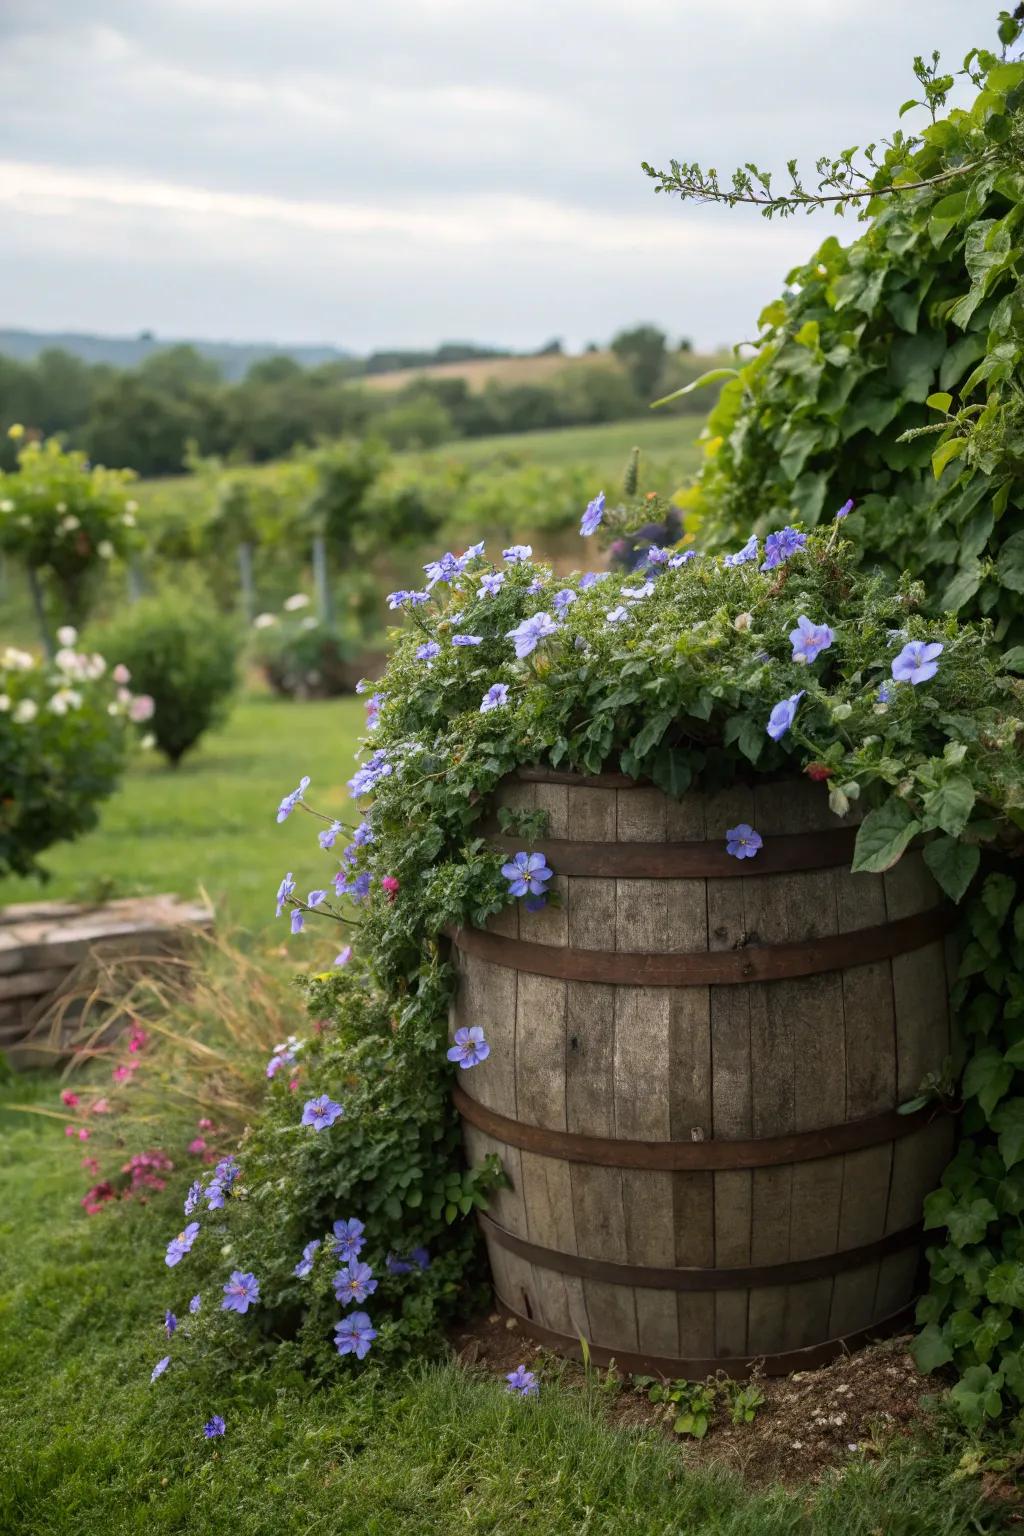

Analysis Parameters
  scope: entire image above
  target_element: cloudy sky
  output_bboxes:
[0,1,987,354]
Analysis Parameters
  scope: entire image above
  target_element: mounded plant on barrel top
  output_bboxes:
[134,520,1024,1417]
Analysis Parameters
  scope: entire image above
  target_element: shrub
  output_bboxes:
[97,591,239,766]
[252,597,378,699]
[0,632,149,878]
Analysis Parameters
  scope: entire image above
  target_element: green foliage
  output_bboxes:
[610,325,668,400]
[251,598,374,699]
[643,1375,765,1438]
[97,590,239,765]
[0,637,139,877]
[0,433,139,628]
[680,37,1024,644]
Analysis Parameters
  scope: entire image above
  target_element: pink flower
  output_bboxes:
[128,1026,148,1052]
[81,1155,100,1173]
[90,1098,111,1115]
[198,1117,214,1131]
[112,663,131,685]
[61,1089,80,1107]
[188,1137,207,1155]
[64,1125,76,1138]
[112,1064,134,1082]
[381,876,400,903]
[129,694,155,723]
[288,1078,299,1093]
[78,1128,90,1142]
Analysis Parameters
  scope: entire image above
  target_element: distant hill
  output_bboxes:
[0,329,353,382]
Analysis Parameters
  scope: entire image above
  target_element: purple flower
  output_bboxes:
[221,1271,260,1314]
[290,909,304,935]
[452,634,483,647]
[294,1240,321,1278]
[165,1310,177,1337]
[761,527,807,571]
[480,683,509,713]
[502,544,533,564]
[723,535,758,568]
[622,580,654,601]
[307,888,328,909]
[835,498,854,520]
[447,1024,490,1069]
[645,545,672,567]
[205,1180,225,1211]
[669,551,697,568]
[605,605,629,626]
[334,1311,377,1360]
[215,1155,240,1188]
[365,691,385,730]
[891,640,943,685]
[319,821,343,851]
[464,541,485,560]
[480,571,505,597]
[189,1294,201,1314]
[725,824,763,860]
[184,1180,202,1216]
[332,1218,366,1261]
[416,641,441,664]
[579,572,601,589]
[501,850,552,898]
[580,492,605,537]
[352,820,374,846]
[789,615,835,664]
[203,1416,226,1439]
[165,1222,200,1268]
[386,1247,430,1276]
[348,750,393,798]
[275,872,296,917]
[552,588,577,615]
[334,1261,377,1305]
[334,946,353,967]
[424,551,468,589]
[506,1365,539,1397]
[766,691,805,742]
[276,775,310,823]
[387,589,414,609]
[506,612,558,659]
[877,683,893,703]
[151,1355,171,1383]
[301,1095,344,1131]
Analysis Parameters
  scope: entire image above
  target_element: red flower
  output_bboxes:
[381,876,400,903]
[805,762,834,782]
[60,1089,80,1107]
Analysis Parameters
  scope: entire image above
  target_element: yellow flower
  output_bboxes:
[7,423,24,441]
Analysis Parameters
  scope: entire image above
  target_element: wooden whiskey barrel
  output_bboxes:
[448,768,956,1377]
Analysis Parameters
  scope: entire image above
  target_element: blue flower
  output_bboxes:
[452,634,483,647]
[891,640,943,685]
[506,1365,539,1397]
[165,1221,200,1268]
[480,571,505,597]
[215,1156,240,1188]
[334,1261,377,1305]
[319,821,343,851]
[579,572,601,589]
[189,1294,201,1314]
[348,751,393,798]
[465,541,486,560]
[447,1025,490,1069]
[386,1247,430,1275]
[668,551,696,568]
[294,1240,321,1278]
[336,869,372,902]
[501,850,552,898]
[301,1095,344,1131]
[151,1355,171,1383]
[334,1311,377,1359]
[332,1218,365,1262]
[307,888,328,909]
[205,1180,225,1211]
[645,546,672,567]
[165,1310,177,1337]
[480,682,509,713]
[386,590,413,609]
[622,580,654,602]
[725,824,763,860]
[766,691,805,741]
[506,612,558,659]
[352,820,374,846]
[276,775,310,823]
[335,945,353,967]
[221,1271,260,1314]
[723,535,758,568]
[835,498,854,520]
[416,641,441,664]
[424,551,468,589]
[580,492,605,536]
[605,605,629,626]
[877,683,893,703]
[552,588,577,614]
[203,1415,226,1439]
[760,527,807,571]
[789,615,835,664]
[290,909,304,935]
[365,691,385,730]
[184,1180,202,1216]
[502,545,533,563]
[275,872,295,917]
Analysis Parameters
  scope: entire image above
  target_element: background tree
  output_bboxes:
[610,324,668,400]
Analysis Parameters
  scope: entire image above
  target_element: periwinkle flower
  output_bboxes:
[580,492,605,536]
[760,527,807,571]
[480,571,506,597]
[204,1180,225,1211]
[723,535,758,568]
[725,824,763,860]
[334,1261,377,1305]
[386,590,413,609]
[294,1240,321,1278]
[447,1025,490,1069]
[334,1311,377,1359]
[668,551,697,568]
[506,1365,539,1397]
[452,634,483,647]
[189,1294,201,1314]
[151,1356,171,1383]
[424,551,468,589]
[332,1218,365,1261]
[501,850,552,899]
[365,691,385,730]
[290,909,304,935]
[891,640,943,685]
[766,691,805,742]
[416,641,441,665]
[184,1180,202,1216]
[307,888,327,908]
[835,498,854,520]
[165,1310,177,1337]
[480,682,509,713]
[605,605,629,626]
[221,1271,260,1314]
[579,572,605,589]
[203,1416,226,1438]
[319,821,343,851]
[506,613,558,659]
[552,588,577,614]
[622,580,654,601]
[789,616,835,665]
[352,820,374,846]
[334,946,353,967]
[503,544,533,564]
[347,750,393,798]
[276,776,310,823]
[275,872,295,917]
[165,1221,200,1267]
[877,683,893,703]
[386,1247,430,1275]
[301,1095,344,1131]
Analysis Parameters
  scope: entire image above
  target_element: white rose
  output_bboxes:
[98,540,115,559]
[3,647,34,671]
[112,663,131,685]
[0,499,13,513]
[56,625,78,647]
[253,613,277,629]
[13,699,38,723]
[60,514,80,532]
[283,593,311,612]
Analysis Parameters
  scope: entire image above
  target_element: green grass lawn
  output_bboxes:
[0,1068,1010,1536]
[0,693,365,945]
[406,414,704,479]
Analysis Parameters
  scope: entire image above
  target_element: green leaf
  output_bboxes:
[1001,646,1024,674]
[986,1263,1024,1309]
[939,565,982,613]
[910,1322,953,1372]
[982,872,1016,923]
[651,368,738,409]
[946,1196,998,1247]
[950,1365,1004,1429]
[931,435,967,480]
[992,1099,1024,1169]
[962,1047,1014,1118]
[997,530,1024,594]
[851,800,922,874]
[923,837,979,901]
[922,775,975,837]
[926,392,953,413]
[649,746,692,799]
